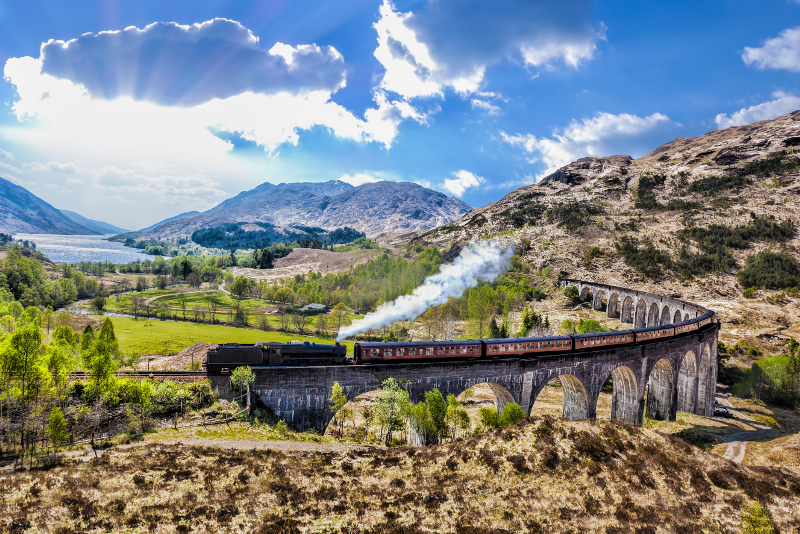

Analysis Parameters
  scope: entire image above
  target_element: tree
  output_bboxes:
[47,407,68,457]
[205,294,221,324]
[231,366,255,407]
[7,322,44,455]
[91,296,106,313]
[489,317,501,339]
[42,306,53,334]
[332,303,350,333]
[564,285,580,302]
[315,313,329,337]
[425,389,447,442]
[444,394,469,441]
[290,314,308,335]
[229,275,254,299]
[468,286,494,338]
[329,382,347,437]
[375,378,411,445]
[277,312,291,331]
[479,406,500,429]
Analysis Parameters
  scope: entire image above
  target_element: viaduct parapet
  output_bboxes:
[252,279,719,433]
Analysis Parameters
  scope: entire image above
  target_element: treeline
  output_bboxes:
[190,222,365,251]
[0,310,217,463]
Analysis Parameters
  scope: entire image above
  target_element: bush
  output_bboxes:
[740,501,777,534]
[563,285,579,301]
[736,251,800,289]
[499,404,525,427]
[615,237,672,280]
[743,287,757,299]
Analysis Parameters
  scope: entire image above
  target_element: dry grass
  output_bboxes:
[744,434,800,474]
[2,417,799,533]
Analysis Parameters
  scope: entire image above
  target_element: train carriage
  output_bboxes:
[483,336,572,357]
[573,331,635,350]
[634,325,675,343]
[354,340,482,364]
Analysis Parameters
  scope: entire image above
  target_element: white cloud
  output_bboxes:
[502,112,675,177]
[107,195,135,204]
[339,173,380,187]
[0,161,22,174]
[21,162,48,172]
[94,166,227,203]
[66,177,83,184]
[40,19,347,106]
[443,170,485,197]
[45,183,71,193]
[0,148,13,158]
[471,99,500,114]
[47,161,79,173]
[743,27,800,71]
[3,175,24,185]
[373,0,603,99]
[715,91,800,128]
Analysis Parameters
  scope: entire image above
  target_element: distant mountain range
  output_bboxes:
[138,180,472,239]
[140,211,202,232]
[0,176,98,235]
[58,209,129,234]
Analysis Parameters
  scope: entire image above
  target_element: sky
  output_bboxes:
[0,0,799,230]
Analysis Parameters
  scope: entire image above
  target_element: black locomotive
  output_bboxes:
[205,341,347,374]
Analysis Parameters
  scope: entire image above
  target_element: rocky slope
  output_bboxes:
[403,110,800,348]
[141,180,471,239]
[0,177,97,235]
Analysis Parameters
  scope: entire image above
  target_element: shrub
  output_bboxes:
[687,174,749,194]
[499,403,525,427]
[563,285,579,301]
[740,501,777,534]
[615,237,672,280]
[736,251,800,289]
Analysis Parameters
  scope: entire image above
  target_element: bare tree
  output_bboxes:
[290,314,308,335]
[277,312,291,332]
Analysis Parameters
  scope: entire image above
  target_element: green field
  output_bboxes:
[100,316,354,355]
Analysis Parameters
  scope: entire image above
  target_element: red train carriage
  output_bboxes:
[573,331,635,350]
[354,340,482,364]
[634,325,675,343]
[483,336,572,357]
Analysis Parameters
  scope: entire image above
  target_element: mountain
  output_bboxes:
[204,179,353,215]
[0,177,98,235]
[404,109,800,348]
[58,209,129,234]
[141,180,471,239]
[139,211,202,232]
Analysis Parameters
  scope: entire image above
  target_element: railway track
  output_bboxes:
[70,370,209,378]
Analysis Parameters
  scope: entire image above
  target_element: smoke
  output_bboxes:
[336,239,515,341]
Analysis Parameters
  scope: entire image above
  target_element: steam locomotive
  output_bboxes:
[204,341,347,374]
[205,310,716,373]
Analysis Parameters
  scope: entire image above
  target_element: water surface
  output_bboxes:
[12,233,159,264]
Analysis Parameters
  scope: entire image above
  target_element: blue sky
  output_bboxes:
[0,0,798,229]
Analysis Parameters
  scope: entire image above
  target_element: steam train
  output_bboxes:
[204,310,717,374]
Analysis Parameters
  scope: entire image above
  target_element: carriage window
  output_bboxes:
[397,348,404,356]
[499,345,505,351]
[409,348,416,356]
[449,346,455,354]
[437,347,445,354]
[492,346,498,352]
[370,349,380,357]
[460,346,467,353]
[427,347,433,355]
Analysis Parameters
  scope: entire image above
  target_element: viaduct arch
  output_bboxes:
[251,279,719,432]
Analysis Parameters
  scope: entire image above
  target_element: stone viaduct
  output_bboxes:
[251,279,719,433]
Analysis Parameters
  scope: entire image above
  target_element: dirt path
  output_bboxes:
[716,394,774,463]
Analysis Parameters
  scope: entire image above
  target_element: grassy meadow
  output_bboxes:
[100,315,354,355]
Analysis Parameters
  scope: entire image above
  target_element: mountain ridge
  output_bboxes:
[139,180,471,239]
[0,177,98,235]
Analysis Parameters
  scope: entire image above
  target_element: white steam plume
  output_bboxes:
[337,239,515,341]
